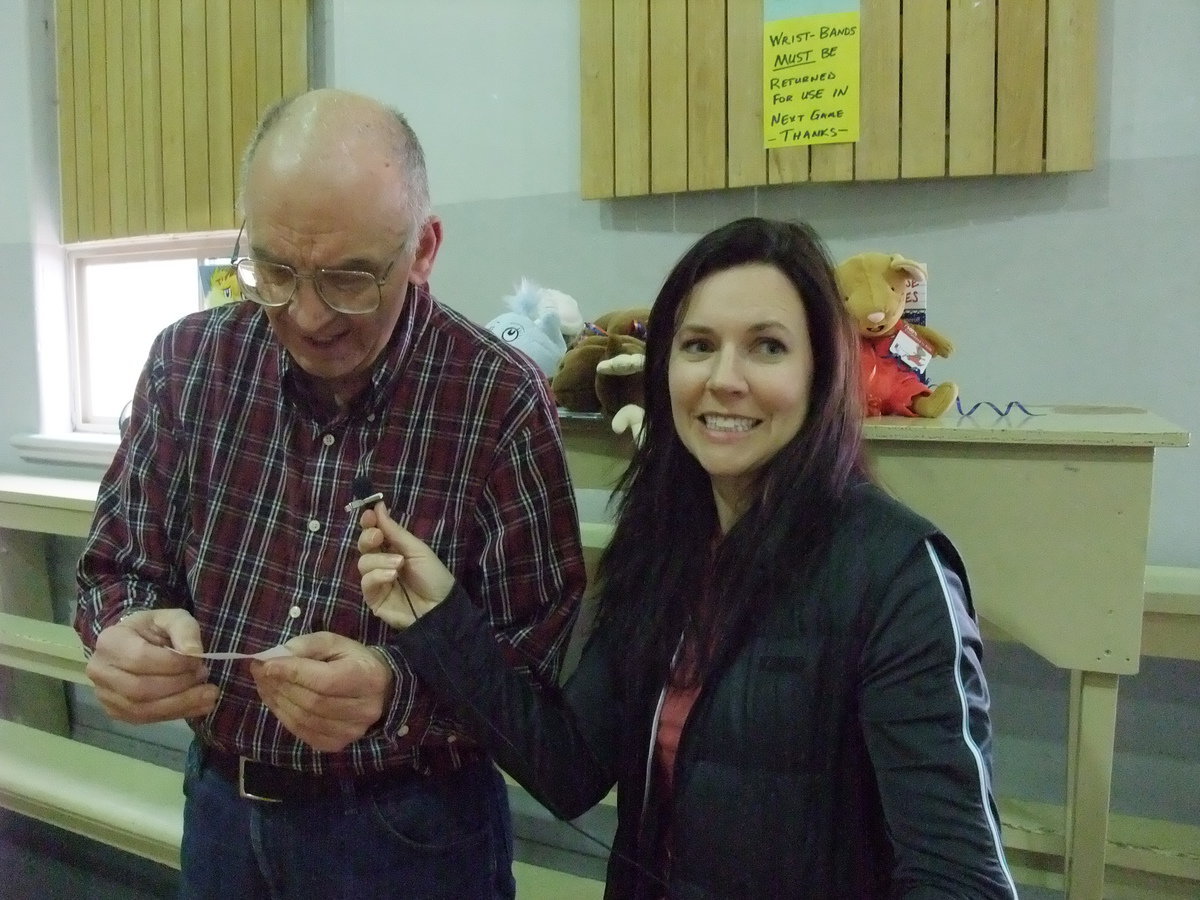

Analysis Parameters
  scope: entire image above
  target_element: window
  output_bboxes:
[66,231,239,433]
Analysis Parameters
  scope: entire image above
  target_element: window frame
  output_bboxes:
[65,229,240,434]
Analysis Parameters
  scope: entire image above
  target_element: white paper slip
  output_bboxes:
[170,645,293,661]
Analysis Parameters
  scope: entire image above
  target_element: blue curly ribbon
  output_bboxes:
[955,398,1044,417]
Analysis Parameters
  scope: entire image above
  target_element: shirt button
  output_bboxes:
[366,413,376,422]
[322,433,335,447]
[288,605,301,619]
[397,725,409,737]
[447,734,457,743]
[307,519,321,533]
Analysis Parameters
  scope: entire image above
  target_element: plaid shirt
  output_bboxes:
[76,285,585,776]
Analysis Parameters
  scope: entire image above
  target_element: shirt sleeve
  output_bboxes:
[858,537,1019,899]
[392,582,621,820]
[75,337,190,652]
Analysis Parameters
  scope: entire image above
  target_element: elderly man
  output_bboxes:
[76,88,585,899]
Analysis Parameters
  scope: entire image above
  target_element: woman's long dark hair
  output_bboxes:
[595,217,868,690]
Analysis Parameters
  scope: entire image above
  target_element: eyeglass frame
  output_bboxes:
[229,222,411,316]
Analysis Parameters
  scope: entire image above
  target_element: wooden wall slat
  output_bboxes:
[159,0,186,233]
[948,0,996,176]
[687,0,727,191]
[650,0,688,194]
[229,0,259,212]
[104,0,128,236]
[768,146,808,184]
[855,0,900,180]
[87,0,111,238]
[900,0,948,178]
[71,1,94,239]
[613,0,650,197]
[122,0,145,235]
[1046,0,1097,172]
[181,0,210,230]
[809,143,853,183]
[140,0,165,234]
[256,0,284,109]
[206,0,235,231]
[725,0,765,188]
[995,0,1047,174]
[56,1,78,242]
[580,0,615,199]
[281,0,308,96]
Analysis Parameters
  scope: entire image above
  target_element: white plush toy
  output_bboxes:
[485,279,569,377]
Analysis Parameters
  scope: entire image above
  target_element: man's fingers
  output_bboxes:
[95,681,218,724]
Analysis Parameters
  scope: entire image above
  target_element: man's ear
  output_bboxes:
[408,216,443,285]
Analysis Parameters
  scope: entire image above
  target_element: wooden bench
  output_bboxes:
[0,613,605,898]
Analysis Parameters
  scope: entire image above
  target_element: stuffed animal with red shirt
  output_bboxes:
[836,253,958,418]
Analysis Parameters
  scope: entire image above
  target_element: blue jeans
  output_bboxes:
[179,741,515,899]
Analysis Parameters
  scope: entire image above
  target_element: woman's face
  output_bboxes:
[668,263,814,519]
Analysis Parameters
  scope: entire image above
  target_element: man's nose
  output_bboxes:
[288,275,338,331]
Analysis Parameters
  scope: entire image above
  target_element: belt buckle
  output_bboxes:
[238,756,282,803]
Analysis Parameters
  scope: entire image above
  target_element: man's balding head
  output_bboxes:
[238,88,430,234]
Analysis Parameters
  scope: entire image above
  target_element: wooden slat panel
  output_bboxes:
[649,0,687,194]
[122,0,145,235]
[255,1,284,122]
[767,145,808,184]
[230,0,259,207]
[725,0,765,187]
[687,0,727,190]
[1046,0,1097,172]
[855,0,900,180]
[104,0,128,236]
[87,0,111,237]
[159,0,186,233]
[56,0,78,242]
[140,0,165,234]
[900,0,947,178]
[580,0,615,199]
[948,0,996,176]
[71,0,95,238]
[280,0,308,96]
[181,0,209,230]
[612,0,650,196]
[995,0,1047,174]
[206,0,235,231]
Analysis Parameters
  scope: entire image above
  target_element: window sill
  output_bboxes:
[12,433,118,468]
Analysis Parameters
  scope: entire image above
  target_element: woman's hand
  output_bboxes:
[356,503,455,628]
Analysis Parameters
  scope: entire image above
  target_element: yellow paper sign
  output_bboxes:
[763,9,861,148]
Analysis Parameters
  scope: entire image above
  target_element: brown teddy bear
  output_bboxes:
[551,307,650,442]
[836,253,957,418]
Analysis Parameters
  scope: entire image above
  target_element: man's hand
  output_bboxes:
[85,609,219,724]
[250,632,394,753]
[357,503,455,628]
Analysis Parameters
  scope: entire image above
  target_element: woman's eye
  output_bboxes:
[679,338,711,353]
[756,337,786,355]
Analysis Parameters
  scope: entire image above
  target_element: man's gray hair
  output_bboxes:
[236,95,431,237]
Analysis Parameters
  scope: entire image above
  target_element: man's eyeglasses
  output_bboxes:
[230,225,409,316]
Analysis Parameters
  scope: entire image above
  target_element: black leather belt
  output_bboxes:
[204,746,414,803]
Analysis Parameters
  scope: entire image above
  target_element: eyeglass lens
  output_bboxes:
[235,259,380,314]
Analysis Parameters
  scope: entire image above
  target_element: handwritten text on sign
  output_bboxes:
[763,5,861,149]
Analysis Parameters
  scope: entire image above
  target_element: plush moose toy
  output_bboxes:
[836,253,957,417]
